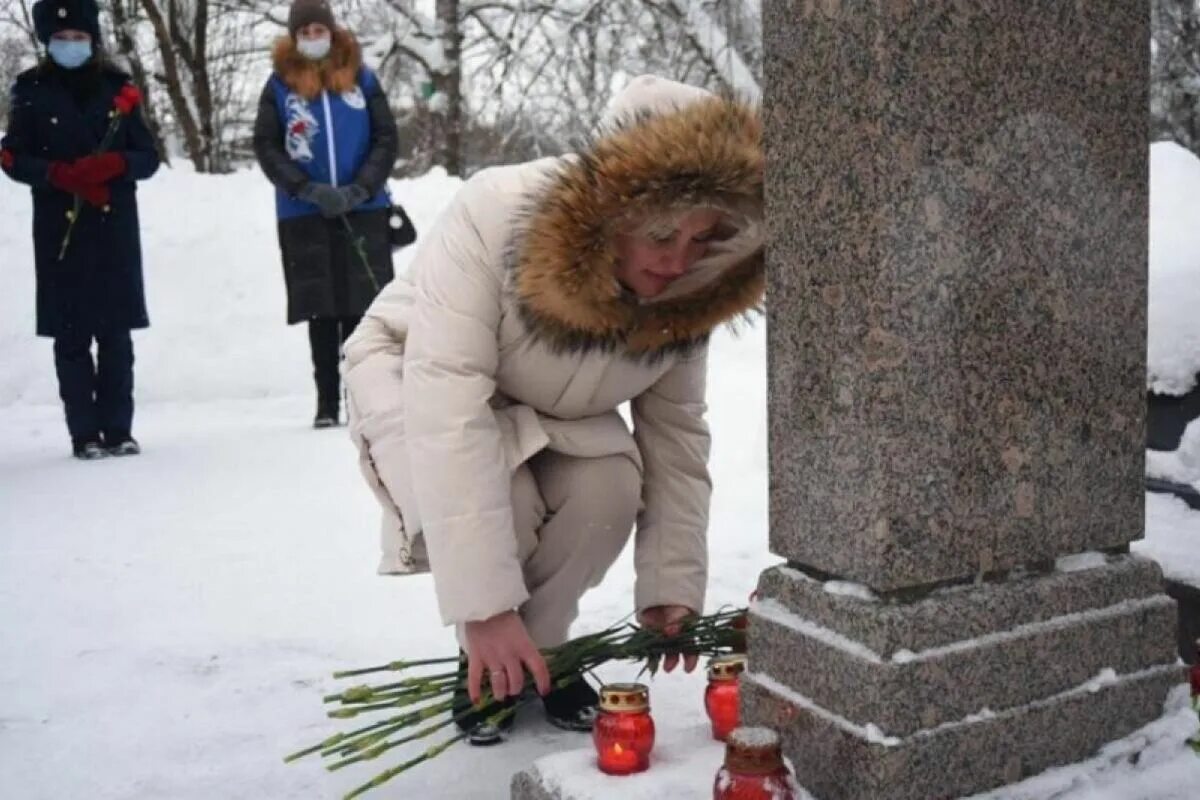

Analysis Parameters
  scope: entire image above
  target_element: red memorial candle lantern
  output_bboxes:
[593,683,655,776]
[705,654,748,741]
[1191,638,1200,699]
[713,727,797,800]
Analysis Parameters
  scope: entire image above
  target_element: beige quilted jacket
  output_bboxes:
[343,76,764,626]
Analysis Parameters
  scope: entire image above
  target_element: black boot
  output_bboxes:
[72,438,108,460]
[452,652,516,746]
[309,318,341,428]
[542,675,599,732]
[105,435,141,456]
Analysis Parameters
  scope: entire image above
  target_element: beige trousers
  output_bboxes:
[460,449,641,649]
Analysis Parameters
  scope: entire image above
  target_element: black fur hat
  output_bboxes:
[32,0,101,45]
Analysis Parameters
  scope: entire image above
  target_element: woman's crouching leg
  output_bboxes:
[519,450,641,648]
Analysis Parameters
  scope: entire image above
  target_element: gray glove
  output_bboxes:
[298,182,349,218]
[338,184,370,211]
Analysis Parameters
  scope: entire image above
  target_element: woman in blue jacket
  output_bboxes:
[1,0,160,459]
[252,0,399,428]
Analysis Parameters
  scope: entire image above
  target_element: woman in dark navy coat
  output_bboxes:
[1,0,159,459]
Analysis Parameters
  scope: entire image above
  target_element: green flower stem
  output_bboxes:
[286,608,749,798]
[58,111,124,261]
[332,656,458,680]
[324,700,456,760]
[290,699,454,763]
[327,685,453,715]
[339,215,379,294]
[342,734,467,800]
[328,708,460,770]
[284,731,350,763]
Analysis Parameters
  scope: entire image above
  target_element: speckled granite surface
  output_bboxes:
[765,0,1150,590]
[741,668,1184,800]
[751,1,1169,797]
[755,555,1167,654]
[748,562,1179,736]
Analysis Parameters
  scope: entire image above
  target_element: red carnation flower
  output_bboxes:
[290,120,307,135]
[113,85,143,116]
[0,148,13,170]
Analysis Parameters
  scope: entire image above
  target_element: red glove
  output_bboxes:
[48,162,111,208]
[73,152,126,184]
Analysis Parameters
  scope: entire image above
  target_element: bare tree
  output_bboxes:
[7,0,763,173]
[107,0,171,161]
[138,0,208,168]
[433,0,464,174]
[1152,0,1200,153]
[0,0,39,53]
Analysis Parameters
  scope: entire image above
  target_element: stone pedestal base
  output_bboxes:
[742,555,1183,799]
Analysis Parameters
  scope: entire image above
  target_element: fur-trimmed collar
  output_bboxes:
[271,28,361,100]
[509,95,764,358]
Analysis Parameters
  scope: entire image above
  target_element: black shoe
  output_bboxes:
[72,439,108,460]
[542,676,599,732]
[106,437,141,456]
[452,652,516,746]
[313,414,339,429]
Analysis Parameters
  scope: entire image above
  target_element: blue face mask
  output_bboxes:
[48,39,93,70]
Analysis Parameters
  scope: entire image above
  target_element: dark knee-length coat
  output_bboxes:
[1,60,159,338]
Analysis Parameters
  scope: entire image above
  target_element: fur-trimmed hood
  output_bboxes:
[271,28,361,100]
[510,75,764,357]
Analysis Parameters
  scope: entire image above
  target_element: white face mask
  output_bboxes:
[297,35,331,60]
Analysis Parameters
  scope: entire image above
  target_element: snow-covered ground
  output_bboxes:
[0,160,1197,799]
[1141,141,1200,586]
[1149,142,1200,398]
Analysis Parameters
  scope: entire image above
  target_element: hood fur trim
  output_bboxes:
[272,28,361,100]
[510,95,764,357]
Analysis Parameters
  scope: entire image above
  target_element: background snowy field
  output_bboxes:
[0,146,1197,798]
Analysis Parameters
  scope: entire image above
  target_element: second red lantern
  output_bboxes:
[705,654,747,741]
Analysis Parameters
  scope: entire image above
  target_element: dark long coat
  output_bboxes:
[252,30,397,324]
[1,61,160,338]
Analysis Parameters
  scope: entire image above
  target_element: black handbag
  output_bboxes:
[386,201,417,250]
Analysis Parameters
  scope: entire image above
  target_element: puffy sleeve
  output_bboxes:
[346,173,528,625]
[350,69,398,195]
[252,79,309,196]
[630,348,713,615]
[1,78,52,188]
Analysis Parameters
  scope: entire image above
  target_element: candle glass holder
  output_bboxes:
[705,654,747,741]
[593,683,655,776]
[713,727,797,800]
[1191,654,1200,700]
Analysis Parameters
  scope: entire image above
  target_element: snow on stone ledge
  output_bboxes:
[1133,492,1200,588]
[1148,141,1200,396]
[1055,551,1108,573]
[822,580,879,602]
[727,726,779,749]
[966,686,1199,800]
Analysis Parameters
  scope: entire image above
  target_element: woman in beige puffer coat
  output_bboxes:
[343,74,763,742]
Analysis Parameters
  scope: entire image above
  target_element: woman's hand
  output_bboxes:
[463,610,552,705]
[298,182,348,217]
[637,604,699,674]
